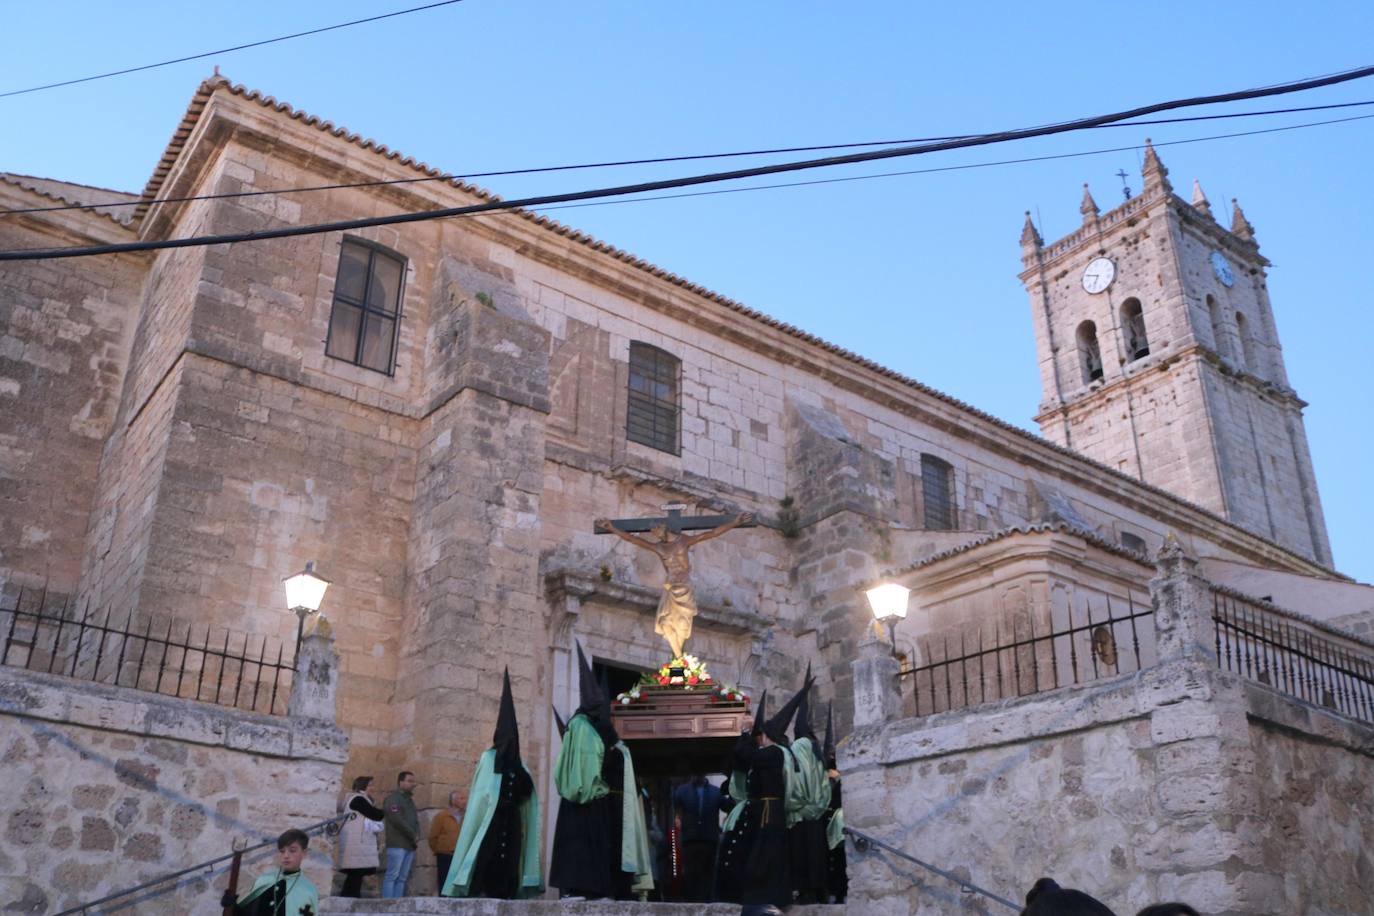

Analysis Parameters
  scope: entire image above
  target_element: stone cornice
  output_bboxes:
[1035,343,1307,425]
[544,570,772,638]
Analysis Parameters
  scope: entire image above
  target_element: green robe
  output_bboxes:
[721,769,750,833]
[613,741,655,893]
[553,714,609,803]
[790,737,833,822]
[235,869,318,916]
[826,806,845,850]
[441,748,543,898]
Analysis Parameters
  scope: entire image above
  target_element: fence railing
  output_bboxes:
[1212,588,1374,725]
[1,588,295,716]
[898,597,1155,716]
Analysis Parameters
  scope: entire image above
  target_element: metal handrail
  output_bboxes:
[53,812,353,915]
[844,825,1020,911]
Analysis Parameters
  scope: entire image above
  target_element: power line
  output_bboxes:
[0,0,466,99]
[4,63,1373,262]
[6,97,1374,219]
[522,112,1374,217]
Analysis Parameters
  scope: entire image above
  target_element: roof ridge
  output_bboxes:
[891,521,1153,576]
[0,173,134,227]
[2,172,138,198]
[129,76,1345,582]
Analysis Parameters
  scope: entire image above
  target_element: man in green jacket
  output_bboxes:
[382,770,420,897]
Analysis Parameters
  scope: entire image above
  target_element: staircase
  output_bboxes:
[320,899,844,915]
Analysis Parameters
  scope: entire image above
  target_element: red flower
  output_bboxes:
[658,676,669,685]
[688,676,699,685]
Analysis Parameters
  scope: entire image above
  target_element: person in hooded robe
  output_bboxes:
[787,667,831,904]
[822,703,847,904]
[441,668,542,899]
[717,681,807,909]
[548,644,654,900]
[1020,877,1118,916]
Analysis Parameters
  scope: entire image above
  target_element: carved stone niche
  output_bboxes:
[544,570,772,696]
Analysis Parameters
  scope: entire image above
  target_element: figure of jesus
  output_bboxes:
[595,513,754,658]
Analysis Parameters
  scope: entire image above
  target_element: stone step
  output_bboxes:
[319,899,844,915]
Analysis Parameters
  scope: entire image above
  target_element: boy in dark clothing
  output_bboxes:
[222,829,319,916]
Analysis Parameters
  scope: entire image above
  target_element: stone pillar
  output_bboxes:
[1149,534,1217,663]
[852,618,902,728]
[288,617,340,723]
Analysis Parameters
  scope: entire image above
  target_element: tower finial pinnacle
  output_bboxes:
[1141,139,1172,193]
[1020,210,1042,250]
[1191,179,1213,219]
[1079,183,1100,222]
[1230,197,1255,241]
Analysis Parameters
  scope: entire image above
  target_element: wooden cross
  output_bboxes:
[592,504,758,535]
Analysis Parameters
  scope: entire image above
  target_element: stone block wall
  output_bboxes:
[0,201,144,591]
[0,666,347,915]
[841,547,1374,915]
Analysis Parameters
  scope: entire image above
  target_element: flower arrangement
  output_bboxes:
[711,683,749,705]
[616,685,645,706]
[655,654,711,687]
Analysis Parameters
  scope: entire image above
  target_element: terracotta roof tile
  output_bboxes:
[1,173,136,227]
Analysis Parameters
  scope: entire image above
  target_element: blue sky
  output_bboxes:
[3,1,1371,583]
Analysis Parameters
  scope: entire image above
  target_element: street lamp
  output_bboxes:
[283,561,330,664]
[865,582,910,658]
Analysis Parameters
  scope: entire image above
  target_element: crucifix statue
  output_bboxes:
[594,505,756,658]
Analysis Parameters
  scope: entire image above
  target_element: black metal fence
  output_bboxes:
[898,597,1154,716]
[1212,588,1374,725]
[0,588,294,716]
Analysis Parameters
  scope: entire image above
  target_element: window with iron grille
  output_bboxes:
[920,454,956,530]
[626,342,680,454]
[325,239,405,375]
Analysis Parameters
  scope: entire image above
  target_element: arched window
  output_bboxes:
[1120,298,1150,362]
[920,454,956,530]
[1235,311,1257,374]
[1206,295,1228,360]
[325,238,405,374]
[626,342,680,454]
[1076,320,1104,384]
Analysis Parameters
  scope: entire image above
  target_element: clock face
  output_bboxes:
[1211,251,1235,287]
[1081,257,1115,294]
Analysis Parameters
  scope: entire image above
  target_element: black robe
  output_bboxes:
[468,765,535,899]
[826,776,847,903]
[549,728,632,900]
[716,736,791,908]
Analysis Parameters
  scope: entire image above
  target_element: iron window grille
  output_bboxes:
[627,342,681,454]
[920,454,956,530]
[325,238,405,375]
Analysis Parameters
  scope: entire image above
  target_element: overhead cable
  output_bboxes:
[0,0,466,99]
[3,63,1373,262]
[5,97,1374,219]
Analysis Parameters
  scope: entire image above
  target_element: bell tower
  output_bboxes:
[1019,142,1332,566]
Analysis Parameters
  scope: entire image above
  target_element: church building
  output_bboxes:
[2,76,1370,912]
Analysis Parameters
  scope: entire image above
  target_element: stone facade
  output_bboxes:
[1021,145,1331,566]
[0,76,1366,909]
[0,650,346,914]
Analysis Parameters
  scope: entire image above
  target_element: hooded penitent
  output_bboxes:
[493,668,521,773]
[792,664,817,745]
[552,706,567,739]
[574,642,604,719]
[764,677,810,746]
[823,702,837,770]
[751,689,769,737]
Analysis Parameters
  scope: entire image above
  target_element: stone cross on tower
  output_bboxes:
[594,505,756,658]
